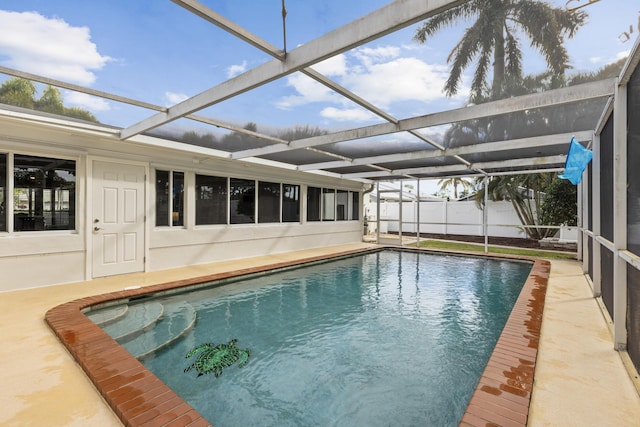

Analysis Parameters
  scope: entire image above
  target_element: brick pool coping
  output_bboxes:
[45,247,549,427]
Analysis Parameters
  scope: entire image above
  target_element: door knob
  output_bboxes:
[94,226,101,231]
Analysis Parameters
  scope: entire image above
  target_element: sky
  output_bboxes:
[0,0,637,194]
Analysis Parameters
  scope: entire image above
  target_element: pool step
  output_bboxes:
[121,301,197,359]
[85,304,129,326]
[101,302,164,341]
[86,300,197,360]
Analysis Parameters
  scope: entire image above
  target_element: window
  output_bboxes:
[196,174,227,225]
[351,191,360,220]
[230,178,255,224]
[283,184,300,223]
[0,154,5,232]
[322,188,335,221]
[258,181,280,223]
[336,190,348,221]
[307,186,321,222]
[13,154,76,231]
[155,170,184,227]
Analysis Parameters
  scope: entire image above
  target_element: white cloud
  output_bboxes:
[320,107,376,122]
[313,54,348,77]
[226,60,247,78]
[276,74,343,109]
[64,91,110,111]
[0,10,111,85]
[342,56,454,108]
[276,44,465,122]
[589,56,602,64]
[165,91,189,105]
[353,45,400,68]
[616,50,631,61]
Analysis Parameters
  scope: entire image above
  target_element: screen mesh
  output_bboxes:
[600,116,614,242]
[628,65,640,256]
[600,247,614,318]
[628,264,640,372]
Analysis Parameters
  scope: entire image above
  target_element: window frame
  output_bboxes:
[195,174,228,226]
[155,169,185,228]
[11,153,77,233]
[258,181,281,224]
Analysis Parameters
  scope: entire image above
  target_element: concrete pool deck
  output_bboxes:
[1,243,639,426]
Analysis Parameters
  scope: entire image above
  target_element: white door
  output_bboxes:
[92,161,145,278]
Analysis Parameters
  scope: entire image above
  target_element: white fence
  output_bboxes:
[366,200,532,239]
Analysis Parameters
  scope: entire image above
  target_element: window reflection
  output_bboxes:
[13,154,75,231]
[258,181,280,223]
[0,153,5,232]
[196,174,227,225]
[322,188,335,221]
[155,170,184,227]
[307,186,321,222]
[336,190,348,221]
[230,178,255,224]
[283,184,300,223]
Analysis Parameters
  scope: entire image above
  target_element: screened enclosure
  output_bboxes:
[0,0,639,378]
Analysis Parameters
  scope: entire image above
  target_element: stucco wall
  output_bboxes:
[0,111,364,291]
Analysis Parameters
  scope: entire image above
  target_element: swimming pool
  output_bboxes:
[85,249,532,426]
[45,247,550,426]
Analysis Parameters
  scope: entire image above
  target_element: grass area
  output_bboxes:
[412,239,576,260]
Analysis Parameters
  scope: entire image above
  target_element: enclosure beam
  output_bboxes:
[171,0,284,59]
[121,0,466,140]
[342,155,567,179]
[174,0,461,166]
[296,131,593,172]
[234,79,614,159]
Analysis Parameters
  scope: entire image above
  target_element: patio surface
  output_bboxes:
[1,243,639,426]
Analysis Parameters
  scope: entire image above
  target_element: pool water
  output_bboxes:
[96,250,532,426]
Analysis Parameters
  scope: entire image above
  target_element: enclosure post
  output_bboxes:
[581,165,590,274]
[592,133,602,297]
[577,180,583,262]
[613,80,628,350]
[376,181,381,244]
[399,179,403,246]
[484,176,489,254]
[416,179,421,246]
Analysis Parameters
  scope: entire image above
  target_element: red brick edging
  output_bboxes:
[460,258,550,426]
[45,247,549,427]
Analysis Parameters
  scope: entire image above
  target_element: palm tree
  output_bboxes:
[438,177,474,199]
[414,0,586,100]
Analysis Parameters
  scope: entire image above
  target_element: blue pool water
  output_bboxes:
[91,250,532,426]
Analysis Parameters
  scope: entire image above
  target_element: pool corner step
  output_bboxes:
[121,301,197,360]
[85,304,129,326]
[102,301,164,341]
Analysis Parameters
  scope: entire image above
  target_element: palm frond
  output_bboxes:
[413,1,480,43]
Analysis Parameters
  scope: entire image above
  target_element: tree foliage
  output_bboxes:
[474,172,576,240]
[0,78,37,109]
[413,0,586,100]
[539,176,577,227]
[179,122,328,152]
[0,78,98,122]
[438,177,474,199]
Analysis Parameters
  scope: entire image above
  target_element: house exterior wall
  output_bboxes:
[0,111,363,292]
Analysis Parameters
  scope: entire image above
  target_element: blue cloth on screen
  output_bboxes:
[558,136,593,185]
